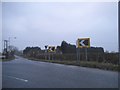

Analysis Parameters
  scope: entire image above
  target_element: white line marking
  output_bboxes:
[7,76,28,82]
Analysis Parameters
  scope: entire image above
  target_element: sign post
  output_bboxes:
[48,46,56,60]
[45,45,48,60]
[76,38,90,64]
[76,48,80,64]
[85,48,88,61]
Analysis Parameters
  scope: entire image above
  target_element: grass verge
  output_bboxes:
[25,57,119,71]
[1,57,15,62]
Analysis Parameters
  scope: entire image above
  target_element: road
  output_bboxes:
[2,56,118,88]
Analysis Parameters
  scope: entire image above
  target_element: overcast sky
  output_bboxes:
[2,2,118,52]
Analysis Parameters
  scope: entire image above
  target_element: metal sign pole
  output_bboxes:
[46,50,47,60]
[45,49,46,60]
[49,53,50,60]
[51,53,53,60]
[76,48,78,63]
[52,53,53,60]
[79,48,80,64]
[76,48,80,64]
[45,45,48,60]
[85,48,88,61]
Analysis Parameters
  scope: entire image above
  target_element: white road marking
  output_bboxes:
[7,76,28,82]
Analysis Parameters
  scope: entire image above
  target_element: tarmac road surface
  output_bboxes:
[2,56,118,88]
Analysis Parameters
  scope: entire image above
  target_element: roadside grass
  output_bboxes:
[25,57,119,71]
[1,57,15,62]
[79,61,119,71]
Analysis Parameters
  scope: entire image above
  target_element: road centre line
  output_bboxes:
[7,75,28,82]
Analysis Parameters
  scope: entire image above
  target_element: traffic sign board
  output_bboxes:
[77,38,90,48]
[48,46,56,52]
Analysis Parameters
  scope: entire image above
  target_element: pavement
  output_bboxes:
[2,56,118,88]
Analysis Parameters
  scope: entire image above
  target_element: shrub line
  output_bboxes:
[24,57,119,71]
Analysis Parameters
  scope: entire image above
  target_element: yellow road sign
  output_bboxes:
[48,46,56,52]
[77,38,90,48]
